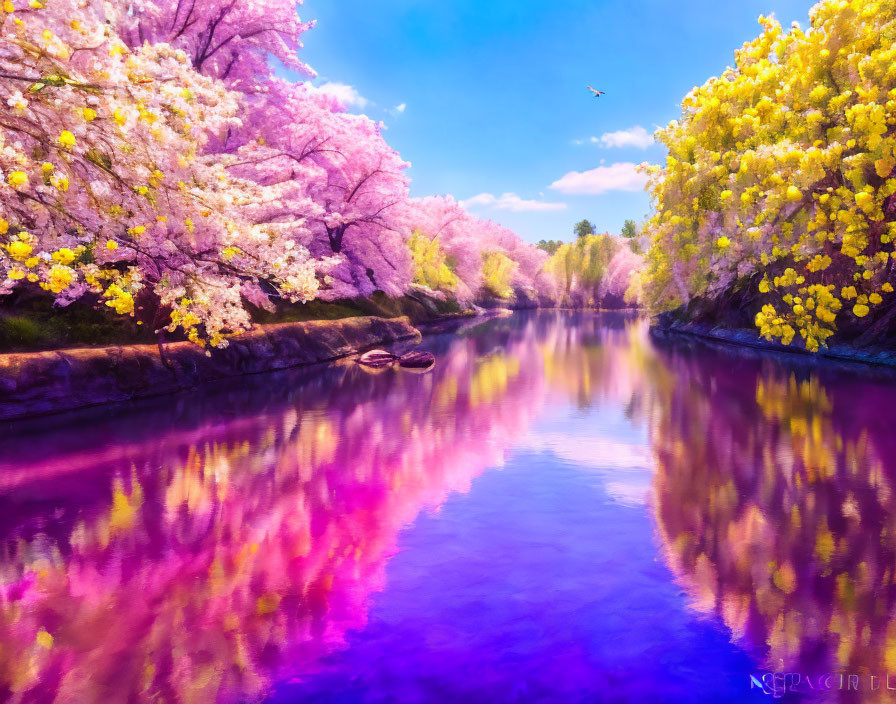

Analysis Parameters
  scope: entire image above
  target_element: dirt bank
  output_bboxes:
[651,313,896,369]
[0,316,421,422]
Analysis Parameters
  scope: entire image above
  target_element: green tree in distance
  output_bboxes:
[537,239,563,255]
[620,220,638,239]
[574,220,596,239]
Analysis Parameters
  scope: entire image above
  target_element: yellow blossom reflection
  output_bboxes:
[653,338,896,699]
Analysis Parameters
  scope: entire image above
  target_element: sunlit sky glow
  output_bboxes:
[291,0,813,244]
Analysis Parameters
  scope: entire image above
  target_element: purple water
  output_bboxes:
[1,311,894,703]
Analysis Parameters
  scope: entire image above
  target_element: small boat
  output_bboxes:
[398,351,435,372]
[358,349,398,368]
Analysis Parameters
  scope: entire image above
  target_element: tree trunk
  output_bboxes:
[327,224,347,254]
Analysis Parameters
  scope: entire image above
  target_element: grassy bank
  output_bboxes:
[0,290,468,354]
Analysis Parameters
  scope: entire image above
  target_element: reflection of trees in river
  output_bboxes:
[535,311,652,412]
[0,312,651,704]
[651,338,896,695]
[0,328,550,703]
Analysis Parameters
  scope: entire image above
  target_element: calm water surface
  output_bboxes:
[2,311,896,703]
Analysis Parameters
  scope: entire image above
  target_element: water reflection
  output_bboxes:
[0,312,644,704]
[9,312,896,702]
[651,334,896,700]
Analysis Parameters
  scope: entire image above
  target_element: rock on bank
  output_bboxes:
[0,316,420,422]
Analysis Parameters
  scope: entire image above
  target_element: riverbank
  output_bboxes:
[0,304,524,422]
[0,316,422,422]
[0,305,642,422]
[0,288,469,354]
[651,313,896,369]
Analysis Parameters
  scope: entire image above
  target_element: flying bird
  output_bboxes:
[587,86,606,98]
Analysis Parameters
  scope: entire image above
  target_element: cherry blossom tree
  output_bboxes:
[0,0,321,346]
[115,0,415,301]
[115,0,315,84]
[401,196,481,300]
[213,79,413,299]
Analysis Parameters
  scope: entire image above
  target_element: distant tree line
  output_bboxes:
[534,219,646,308]
[537,219,642,255]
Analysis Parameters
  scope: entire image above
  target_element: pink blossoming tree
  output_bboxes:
[0,0,558,348]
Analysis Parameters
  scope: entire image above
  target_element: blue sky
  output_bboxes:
[292,0,814,245]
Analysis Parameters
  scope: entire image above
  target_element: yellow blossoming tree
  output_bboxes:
[481,251,517,299]
[643,0,896,352]
[408,231,459,293]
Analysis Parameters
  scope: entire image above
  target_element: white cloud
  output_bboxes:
[387,103,407,118]
[313,81,369,109]
[574,126,655,150]
[460,192,567,212]
[460,193,497,208]
[549,162,648,195]
[598,126,654,149]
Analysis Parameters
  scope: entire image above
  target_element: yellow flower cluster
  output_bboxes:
[7,171,28,189]
[643,0,896,350]
[755,304,796,346]
[103,283,134,315]
[6,237,33,261]
[1,228,138,302]
[481,251,517,300]
[44,264,73,294]
[408,231,458,293]
[51,247,77,265]
[57,130,76,149]
[221,246,241,262]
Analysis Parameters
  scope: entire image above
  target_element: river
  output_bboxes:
[1,311,894,703]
